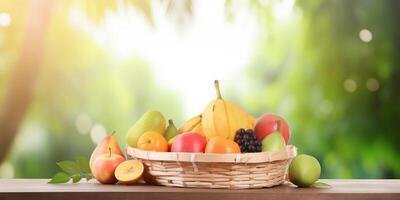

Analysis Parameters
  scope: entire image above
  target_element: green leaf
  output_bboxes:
[57,161,81,175]
[72,175,82,183]
[311,181,332,188]
[83,173,93,181]
[76,156,91,173]
[48,172,71,184]
[49,156,93,184]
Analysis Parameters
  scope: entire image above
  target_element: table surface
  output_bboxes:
[0,179,399,200]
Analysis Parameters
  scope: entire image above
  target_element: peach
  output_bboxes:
[91,150,125,184]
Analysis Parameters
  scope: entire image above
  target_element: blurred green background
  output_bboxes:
[0,0,399,179]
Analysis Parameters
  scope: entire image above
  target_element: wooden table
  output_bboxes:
[0,179,399,200]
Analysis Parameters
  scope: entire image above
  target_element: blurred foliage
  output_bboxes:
[228,0,400,178]
[0,0,399,179]
[0,0,184,178]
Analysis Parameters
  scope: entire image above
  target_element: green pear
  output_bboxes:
[165,119,179,140]
[261,120,286,152]
[262,132,286,152]
[289,154,321,187]
[126,111,166,147]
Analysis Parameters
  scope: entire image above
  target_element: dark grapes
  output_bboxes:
[234,128,262,153]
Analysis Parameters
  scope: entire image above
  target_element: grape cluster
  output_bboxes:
[234,128,262,153]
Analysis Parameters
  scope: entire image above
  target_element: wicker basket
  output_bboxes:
[127,145,297,189]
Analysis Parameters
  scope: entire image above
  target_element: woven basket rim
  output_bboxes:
[127,145,297,163]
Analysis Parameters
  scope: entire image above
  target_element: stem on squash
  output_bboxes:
[168,119,174,126]
[110,130,116,136]
[276,120,281,132]
[214,80,223,99]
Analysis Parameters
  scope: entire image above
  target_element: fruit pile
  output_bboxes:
[126,80,290,154]
[87,80,323,188]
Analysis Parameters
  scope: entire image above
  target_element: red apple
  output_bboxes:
[254,114,290,144]
[91,149,125,184]
[171,132,207,153]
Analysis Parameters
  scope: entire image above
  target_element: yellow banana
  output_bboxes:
[178,114,202,133]
[192,122,204,135]
[202,80,253,140]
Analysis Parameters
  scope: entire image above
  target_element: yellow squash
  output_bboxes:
[248,114,257,127]
[202,80,254,140]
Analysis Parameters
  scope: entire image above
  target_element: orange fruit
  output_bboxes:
[205,136,241,154]
[114,160,144,185]
[137,131,168,152]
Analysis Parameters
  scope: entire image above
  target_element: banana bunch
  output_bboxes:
[179,81,257,141]
[178,114,204,134]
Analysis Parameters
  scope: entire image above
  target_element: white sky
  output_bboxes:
[69,0,294,117]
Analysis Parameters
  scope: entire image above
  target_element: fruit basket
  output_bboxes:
[127,145,297,189]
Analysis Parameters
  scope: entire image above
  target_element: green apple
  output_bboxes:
[262,132,286,152]
[126,111,166,147]
[289,154,321,187]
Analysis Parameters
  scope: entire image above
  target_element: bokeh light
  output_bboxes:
[0,12,11,27]
[0,162,14,178]
[75,113,92,135]
[343,79,358,92]
[359,29,373,43]
[366,78,380,92]
[90,124,107,144]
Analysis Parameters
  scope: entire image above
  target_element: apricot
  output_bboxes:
[114,160,144,185]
